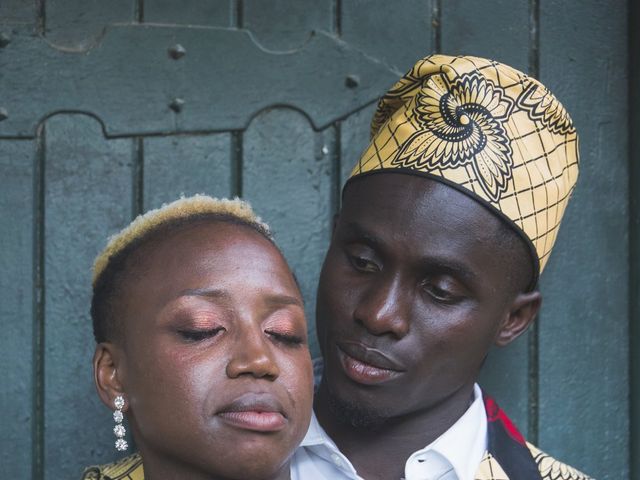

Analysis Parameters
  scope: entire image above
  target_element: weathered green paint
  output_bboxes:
[0,140,34,479]
[0,1,632,479]
[538,1,629,477]
[441,0,533,438]
[0,0,37,25]
[630,1,640,478]
[143,134,233,210]
[143,0,231,26]
[45,0,134,50]
[340,0,431,73]
[43,115,134,479]
[243,0,332,51]
[0,25,397,137]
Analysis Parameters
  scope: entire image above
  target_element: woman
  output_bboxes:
[83,195,314,480]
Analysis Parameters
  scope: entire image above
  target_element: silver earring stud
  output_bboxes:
[113,395,128,451]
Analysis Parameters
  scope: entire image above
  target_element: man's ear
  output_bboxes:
[494,291,542,347]
[331,213,340,236]
[93,343,127,410]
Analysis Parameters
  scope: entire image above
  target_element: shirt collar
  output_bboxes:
[300,384,487,480]
[407,383,487,480]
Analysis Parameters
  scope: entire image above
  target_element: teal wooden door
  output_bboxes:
[0,1,632,479]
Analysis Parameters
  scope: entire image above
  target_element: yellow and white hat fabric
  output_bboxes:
[349,54,579,279]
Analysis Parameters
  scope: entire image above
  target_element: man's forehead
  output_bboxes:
[341,173,501,240]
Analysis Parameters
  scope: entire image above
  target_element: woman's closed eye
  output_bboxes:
[265,329,305,346]
[178,326,225,342]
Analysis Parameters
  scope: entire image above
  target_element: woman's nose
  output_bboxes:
[225,329,280,380]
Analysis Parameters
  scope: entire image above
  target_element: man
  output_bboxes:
[291,55,591,479]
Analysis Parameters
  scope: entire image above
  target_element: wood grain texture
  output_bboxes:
[0,140,34,480]
[441,0,529,71]
[45,0,134,50]
[340,0,431,73]
[0,0,37,26]
[439,0,532,438]
[537,1,629,478]
[143,134,232,210]
[243,0,332,51]
[143,0,231,26]
[43,115,133,479]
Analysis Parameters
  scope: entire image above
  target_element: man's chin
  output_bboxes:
[326,388,391,431]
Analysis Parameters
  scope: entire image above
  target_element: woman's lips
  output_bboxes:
[217,393,287,432]
[336,341,405,385]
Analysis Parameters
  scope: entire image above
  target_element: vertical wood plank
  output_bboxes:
[143,134,233,210]
[0,0,37,25]
[143,0,231,26]
[43,115,133,479]
[441,0,529,71]
[45,0,135,49]
[439,0,532,436]
[243,109,334,356]
[340,0,432,73]
[0,140,34,479]
[243,0,332,51]
[538,1,628,478]
[630,2,640,478]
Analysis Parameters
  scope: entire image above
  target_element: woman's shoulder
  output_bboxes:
[82,453,144,480]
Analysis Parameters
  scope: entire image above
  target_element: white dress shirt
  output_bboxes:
[291,384,487,480]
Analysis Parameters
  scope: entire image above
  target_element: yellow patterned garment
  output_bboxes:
[82,445,593,480]
[82,453,143,480]
[475,445,593,480]
[349,54,579,281]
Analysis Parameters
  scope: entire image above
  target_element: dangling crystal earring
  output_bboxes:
[113,395,128,451]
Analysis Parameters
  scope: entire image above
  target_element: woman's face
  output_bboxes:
[111,221,313,479]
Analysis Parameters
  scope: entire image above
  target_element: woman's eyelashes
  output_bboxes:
[178,326,225,342]
[265,329,305,346]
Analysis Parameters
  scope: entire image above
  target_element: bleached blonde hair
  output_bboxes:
[92,194,271,287]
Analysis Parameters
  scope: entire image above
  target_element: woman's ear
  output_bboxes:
[93,343,126,410]
[494,291,542,347]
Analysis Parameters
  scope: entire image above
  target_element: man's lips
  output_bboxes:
[216,392,287,432]
[336,341,406,385]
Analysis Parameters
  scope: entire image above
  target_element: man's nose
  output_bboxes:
[353,274,410,338]
[225,328,280,380]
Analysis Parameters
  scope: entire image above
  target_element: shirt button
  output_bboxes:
[331,453,342,466]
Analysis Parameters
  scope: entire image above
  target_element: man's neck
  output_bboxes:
[314,382,476,480]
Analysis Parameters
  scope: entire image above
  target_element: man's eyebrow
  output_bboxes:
[343,221,385,249]
[422,257,478,284]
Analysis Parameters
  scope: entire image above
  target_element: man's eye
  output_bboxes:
[349,254,379,273]
[421,280,461,304]
[178,327,225,342]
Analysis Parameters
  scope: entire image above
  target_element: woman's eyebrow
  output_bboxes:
[264,294,304,308]
[178,287,232,301]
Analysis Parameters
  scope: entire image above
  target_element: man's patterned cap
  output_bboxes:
[348,54,579,282]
